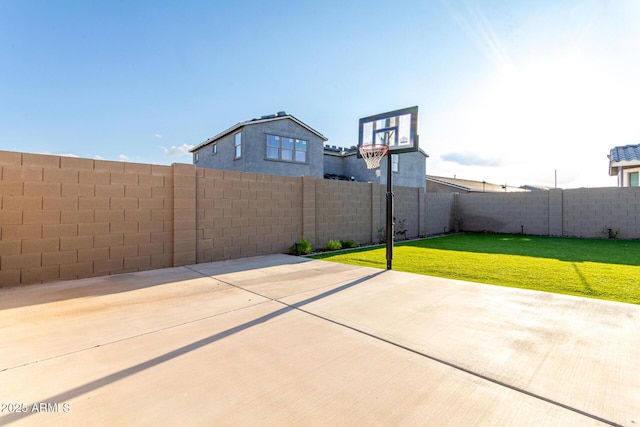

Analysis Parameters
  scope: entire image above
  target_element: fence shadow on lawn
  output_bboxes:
[397,233,640,267]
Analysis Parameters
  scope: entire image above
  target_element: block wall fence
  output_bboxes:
[427,188,640,239]
[2,149,639,288]
[0,150,426,287]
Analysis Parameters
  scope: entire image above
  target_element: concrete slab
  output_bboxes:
[0,254,637,426]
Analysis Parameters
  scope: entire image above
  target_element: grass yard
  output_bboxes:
[310,233,640,305]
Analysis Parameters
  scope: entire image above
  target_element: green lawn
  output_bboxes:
[310,233,640,305]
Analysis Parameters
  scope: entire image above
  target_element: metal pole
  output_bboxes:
[386,153,393,270]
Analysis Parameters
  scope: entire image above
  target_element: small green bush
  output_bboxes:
[325,240,342,251]
[340,239,355,249]
[289,237,313,255]
[395,219,407,240]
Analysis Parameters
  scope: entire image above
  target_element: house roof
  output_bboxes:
[609,144,640,176]
[609,144,640,162]
[426,175,530,193]
[190,112,328,153]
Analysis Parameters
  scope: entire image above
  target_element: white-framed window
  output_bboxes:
[623,167,640,187]
[391,154,399,172]
[194,151,199,162]
[234,132,242,159]
[266,134,307,162]
[212,144,217,156]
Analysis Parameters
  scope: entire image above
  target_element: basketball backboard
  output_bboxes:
[358,106,418,157]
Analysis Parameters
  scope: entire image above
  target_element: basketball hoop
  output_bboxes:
[359,144,389,169]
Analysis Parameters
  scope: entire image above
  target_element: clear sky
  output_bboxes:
[2,0,639,189]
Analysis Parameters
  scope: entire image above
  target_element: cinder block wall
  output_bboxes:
[315,179,374,246]
[425,193,455,235]
[0,150,174,287]
[452,187,640,239]
[0,150,427,287]
[394,186,423,239]
[562,187,640,238]
[457,192,549,235]
[15,150,640,287]
[196,169,302,262]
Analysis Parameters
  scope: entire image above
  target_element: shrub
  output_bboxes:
[602,227,620,239]
[340,239,355,249]
[325,240,342,251]
[289,237,313,255]
[395,219,407,240]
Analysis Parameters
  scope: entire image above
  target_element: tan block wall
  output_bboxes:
[562,187,640,238]
[195,169,302,262]
[448,187,640,239]
[0,150,173,287]
[315,179,375,246]
[12,149,640,288]
[425,193,455,235]
[457,192,550,235]
[1,149,431,288]
[393,186,423,239]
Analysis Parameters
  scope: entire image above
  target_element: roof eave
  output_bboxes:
[190,115,328,153]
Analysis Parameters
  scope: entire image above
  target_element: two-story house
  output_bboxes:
[191,112,327,179]
[191,112,427,189]
[609,144,640,187]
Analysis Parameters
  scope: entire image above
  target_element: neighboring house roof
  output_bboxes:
[190,112,328,153]
[609,144,640,176]
[323,145,358,156]
[426,175,530,193]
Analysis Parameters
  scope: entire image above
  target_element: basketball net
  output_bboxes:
[359,144,389,169]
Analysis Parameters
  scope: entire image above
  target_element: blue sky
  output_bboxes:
[1,0,639,188]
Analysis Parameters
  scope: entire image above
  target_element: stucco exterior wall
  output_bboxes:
[324,150,427,189]
[323,152,346,177]
[194,118,324,179]
[379,151,427,190]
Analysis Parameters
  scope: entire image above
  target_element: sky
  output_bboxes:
[1,0,639,189]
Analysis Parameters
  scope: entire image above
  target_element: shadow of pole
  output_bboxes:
[0,270,386,425]
[572,262,593,295]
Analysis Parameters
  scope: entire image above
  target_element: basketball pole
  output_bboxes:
[386,152,393,270]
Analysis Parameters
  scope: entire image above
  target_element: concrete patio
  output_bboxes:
[1,254,638,426]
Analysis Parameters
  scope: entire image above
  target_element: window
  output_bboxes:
[212,144,217,155]
[234,132,242,159]
[194,152,199,162]
[266,134,307,162]
[391,154,399,172]
[630,172,639,187]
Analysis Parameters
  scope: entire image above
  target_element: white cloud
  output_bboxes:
[155,134,163,139]
[161,144,195,157]
[38,151,79,158]
[441,151,502,167]
[94,155,105,160]
[118,154,130,162]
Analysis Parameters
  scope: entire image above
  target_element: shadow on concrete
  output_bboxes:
[0,269,385,425]
[0,255,311,310]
